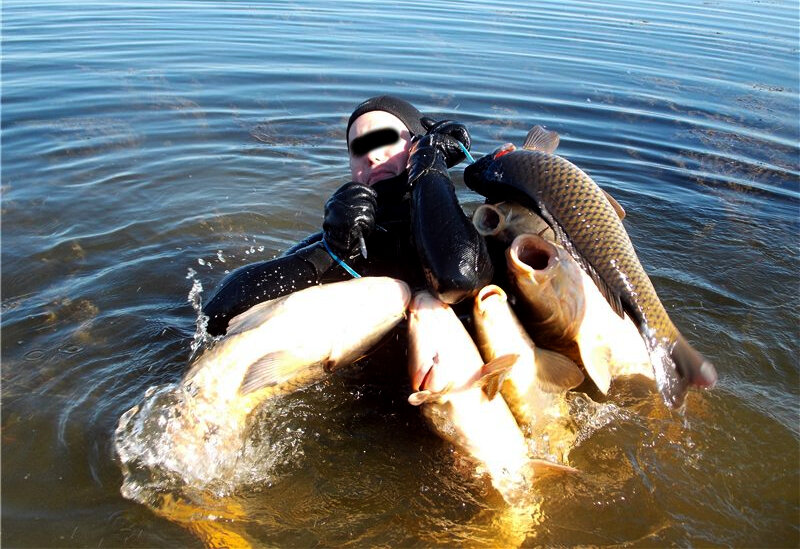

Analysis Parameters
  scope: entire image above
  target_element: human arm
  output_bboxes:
[202,240,335,336]
[203,182,377,336]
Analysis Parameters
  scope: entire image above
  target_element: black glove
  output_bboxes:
[322,181,377,260]
[419,116,471,168]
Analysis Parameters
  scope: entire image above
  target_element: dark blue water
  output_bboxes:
[2,1,798,546]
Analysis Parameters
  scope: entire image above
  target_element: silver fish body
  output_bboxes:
[183,276,411,423]
[473,285,584,462]
[115,277,411,488]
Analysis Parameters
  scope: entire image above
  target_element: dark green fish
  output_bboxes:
[464,126,717,408]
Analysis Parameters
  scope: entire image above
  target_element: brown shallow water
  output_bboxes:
[2,0,798,546]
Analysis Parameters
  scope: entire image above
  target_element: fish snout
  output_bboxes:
[473,204,506,237]
[508,234,558,279]
[474,285,508,315]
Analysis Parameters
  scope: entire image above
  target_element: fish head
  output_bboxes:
[506,234,586,336]
[407,291,449,392]
[407,291,483,394]
[507,234,560,281]
[473,284,509,320]
[472,203,507,237]
[463,143,517,198]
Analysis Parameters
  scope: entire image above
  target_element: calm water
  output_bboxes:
[2,0,798,546]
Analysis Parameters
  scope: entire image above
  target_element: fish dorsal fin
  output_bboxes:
[523,125,560,154]
[479,353,519,400]
[602,189,626,220]
[530,458,579,477]
[226,295,289,336]
[239,350,309,395]
[532,347,585,393]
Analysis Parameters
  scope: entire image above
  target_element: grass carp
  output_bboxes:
[464,126,717,407]
[407,291,575,506]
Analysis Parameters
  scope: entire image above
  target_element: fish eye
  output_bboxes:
[350,128,400,157]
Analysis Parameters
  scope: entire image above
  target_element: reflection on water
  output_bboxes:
[2,0,798,546]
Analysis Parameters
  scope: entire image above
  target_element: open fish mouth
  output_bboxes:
[510,234,558,274]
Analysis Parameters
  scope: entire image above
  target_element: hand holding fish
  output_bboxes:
[419,116,472,168]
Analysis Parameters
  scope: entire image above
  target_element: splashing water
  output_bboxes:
[114,382,307,508]
[113,270,308,510]
[186,268,212,359]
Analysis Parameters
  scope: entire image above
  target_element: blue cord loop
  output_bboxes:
[322,237,361,278]
[458,141,476,164]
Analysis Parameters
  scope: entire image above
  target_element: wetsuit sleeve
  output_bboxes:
[202,241,334,336]
[408,144,493,304]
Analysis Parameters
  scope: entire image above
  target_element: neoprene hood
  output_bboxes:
[346,95,425,147]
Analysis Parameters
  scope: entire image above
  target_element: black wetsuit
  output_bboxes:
[203,152,493,337]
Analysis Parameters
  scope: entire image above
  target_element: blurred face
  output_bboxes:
[348,111,412,185]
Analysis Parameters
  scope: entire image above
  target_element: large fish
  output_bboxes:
[407,291,575,505]
[464,126,717,407]
[472,200,655,394]
[472,285,584,462]
[506,233,655,393]
[115,277,411,487]
[182,276,411,425]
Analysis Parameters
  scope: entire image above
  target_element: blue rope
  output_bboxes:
[322,238,361,278]
[458,141,476,164]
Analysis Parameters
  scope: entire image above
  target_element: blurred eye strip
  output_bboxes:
[350,128,399,156]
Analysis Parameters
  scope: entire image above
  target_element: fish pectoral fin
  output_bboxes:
[533,347,585,393]
[602,189,626,220]
[239,350,310,395]
[408,382,455,406]
[530,458,580,477]
[522,125,560,154]
[408,390,434,406]
[478,353,519,400]
[578,343,614,395]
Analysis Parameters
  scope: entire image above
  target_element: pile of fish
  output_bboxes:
[115,126,718,531]
[464,126,717,408]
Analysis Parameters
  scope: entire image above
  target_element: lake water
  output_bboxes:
[2,0,798,546]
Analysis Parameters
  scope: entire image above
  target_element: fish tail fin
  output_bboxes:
[672,335,718,389]
[649,335,717,408]
[529,458,579,477]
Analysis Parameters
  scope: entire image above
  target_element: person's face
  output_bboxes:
[348,111,412,185]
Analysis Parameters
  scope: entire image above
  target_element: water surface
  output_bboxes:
[2,0,798,546]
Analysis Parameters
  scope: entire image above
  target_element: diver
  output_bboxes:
[203,95,493,336]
